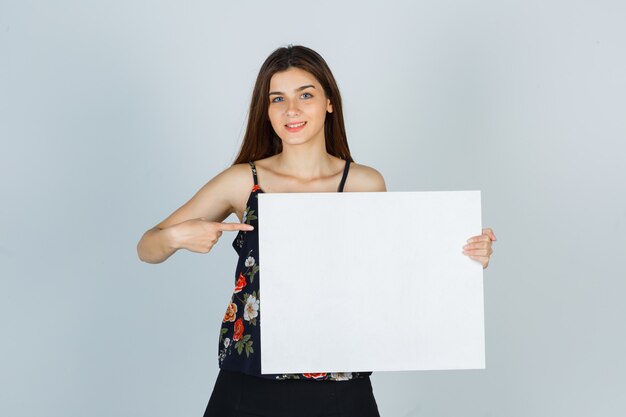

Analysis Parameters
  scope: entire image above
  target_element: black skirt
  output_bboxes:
[203,369,381,417]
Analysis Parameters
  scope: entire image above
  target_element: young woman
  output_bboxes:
[136,44,496,417]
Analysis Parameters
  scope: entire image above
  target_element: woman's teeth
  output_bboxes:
[286,122,306,128]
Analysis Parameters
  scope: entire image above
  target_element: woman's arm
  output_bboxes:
[136,164,254,264]
[136,225,180,264]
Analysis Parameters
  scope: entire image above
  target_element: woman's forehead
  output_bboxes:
[269,67,320,90]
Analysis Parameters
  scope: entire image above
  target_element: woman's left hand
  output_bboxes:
[463,228,496,269]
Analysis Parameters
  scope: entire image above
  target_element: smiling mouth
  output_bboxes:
[285,121,306,128]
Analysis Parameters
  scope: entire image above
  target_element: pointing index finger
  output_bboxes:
[219,222,254,232]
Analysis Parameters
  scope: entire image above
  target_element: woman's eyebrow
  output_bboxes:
[269,85,316,96]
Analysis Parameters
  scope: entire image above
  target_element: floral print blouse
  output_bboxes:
[217,161,371,381]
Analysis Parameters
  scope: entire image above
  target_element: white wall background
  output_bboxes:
[1,1,625,416]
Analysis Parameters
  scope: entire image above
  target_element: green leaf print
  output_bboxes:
[243,208,257,224]
[248,265,260,283]
[235,334,252,355]
[245,341,253,357]
[219,328,228,342]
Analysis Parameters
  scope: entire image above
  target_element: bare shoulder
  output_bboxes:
[153,162,254,229]
[185,162,254,207]
[202,162,255,216]
[345,162,387,192]
[216,162,255,191]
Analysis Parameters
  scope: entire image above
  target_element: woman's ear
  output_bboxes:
[327,99,333,113]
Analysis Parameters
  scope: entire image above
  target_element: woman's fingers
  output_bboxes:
[205,222,252,251]
[467,234,491,243]
[466,230,497,244]
[482,228,496,241]
[464,227,496,269]
[180,220,254,254]
[218,222,254,232]
[464,248,492,256]
[463,241,493,252]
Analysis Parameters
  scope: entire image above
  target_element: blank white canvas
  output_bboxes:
[257,191,484,374]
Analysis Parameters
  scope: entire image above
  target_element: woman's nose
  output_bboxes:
[285,100,300,116]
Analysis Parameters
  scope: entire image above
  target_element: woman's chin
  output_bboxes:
[282,137,308,145]
[279,133,325,148]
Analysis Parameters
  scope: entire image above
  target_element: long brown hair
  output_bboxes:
[232,45,353,164]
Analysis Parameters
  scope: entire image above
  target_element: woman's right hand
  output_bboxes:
[170,218,254,254]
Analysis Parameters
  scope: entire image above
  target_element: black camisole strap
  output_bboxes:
[249,161,259,186]
[337,160,351,192]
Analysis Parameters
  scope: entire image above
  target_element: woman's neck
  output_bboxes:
[275,139,337,180]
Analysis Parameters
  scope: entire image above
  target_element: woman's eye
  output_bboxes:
[270,93,311,103]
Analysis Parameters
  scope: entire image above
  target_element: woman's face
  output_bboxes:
[267,67,333,148]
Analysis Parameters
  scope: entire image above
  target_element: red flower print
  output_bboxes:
[251,184,260,192]
[234,273,247,293]
[233,318,244,341]
[303,373,327,379]
[222,302,237,323]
